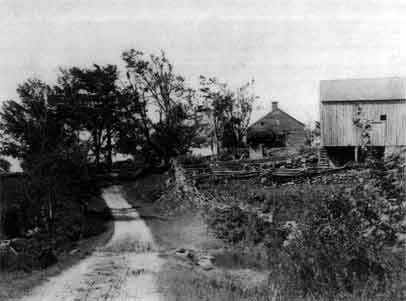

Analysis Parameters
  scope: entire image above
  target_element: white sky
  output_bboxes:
[2,0,406,126]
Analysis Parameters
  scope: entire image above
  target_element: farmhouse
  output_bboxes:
[320,77,406,164]
[247,102,306,158]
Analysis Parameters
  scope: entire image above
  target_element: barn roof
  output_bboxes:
[320,77,406,102]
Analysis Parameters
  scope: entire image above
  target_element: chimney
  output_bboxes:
[272,101,278,111]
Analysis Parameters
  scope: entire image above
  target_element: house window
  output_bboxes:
[380,114,387,121]
[260,122,264,126]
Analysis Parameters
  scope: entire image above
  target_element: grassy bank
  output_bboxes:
[199,167,406,300]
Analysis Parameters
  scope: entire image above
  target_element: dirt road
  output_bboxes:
[20,185,166,301]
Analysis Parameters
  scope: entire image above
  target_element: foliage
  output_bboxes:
[246,129,278,148]
[0,158,11,172]
[202,153,405,298]
[304,121,320,146]
[121,50,202,163]
[353,105,372,151]
[199,76,256,153]
[284,152,406,296]
[56,64,121,169]
[0,79,58,161]
[207,205,286,249]
[0,77,105,270]
[178,154,209,166]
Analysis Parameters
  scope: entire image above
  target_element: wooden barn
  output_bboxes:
[320,77,406,164]
[247,102,306,158]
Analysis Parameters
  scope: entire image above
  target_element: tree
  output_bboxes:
[56,65,121,169]
[199,76,256,153]
[246,129,277,148]
[0,79,64,163]
[121,50,201,163]
[304,121,321,146]
[0,78,91,245]
[0,158,11,172]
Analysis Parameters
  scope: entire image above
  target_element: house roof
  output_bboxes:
[320,77,406,102]
[248,108,305,134]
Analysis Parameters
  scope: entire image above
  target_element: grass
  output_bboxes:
[123,171,406,301]
[200,179,338,224]
[197,171,406,300]
[158,260,405,301]
[157,264,276,301]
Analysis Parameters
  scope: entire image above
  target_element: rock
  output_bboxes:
[198,256,213,270]
[186,250,195,260]
[282,221,302,248]
[69,249,79,255]
[175,248,196,262]
[176,248,186,254]
[25,227,40,238]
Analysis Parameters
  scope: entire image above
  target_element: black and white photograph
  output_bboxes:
[0,1,405,300]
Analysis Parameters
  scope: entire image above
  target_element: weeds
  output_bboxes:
[201,153,406,299]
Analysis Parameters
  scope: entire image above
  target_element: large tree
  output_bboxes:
[0,79,67,163]
[121,50,202,163]
[0,78,90,240]
[199,76,256,154]
[0,158,11,172]
[56,65,121,169]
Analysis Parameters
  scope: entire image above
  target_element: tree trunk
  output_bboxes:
[93,131,100,169]
[106,123,112,171]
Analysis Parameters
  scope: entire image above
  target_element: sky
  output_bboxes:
[2,0,406,126]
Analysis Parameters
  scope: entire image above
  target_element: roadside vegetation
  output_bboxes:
[198,151,406,300]
[119,152,405,301]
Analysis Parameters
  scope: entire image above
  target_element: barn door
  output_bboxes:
[370,120,386,146]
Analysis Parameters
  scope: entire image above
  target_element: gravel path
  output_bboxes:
[20,185,166,301]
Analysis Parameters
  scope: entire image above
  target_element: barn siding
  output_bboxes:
[321,101,406,146]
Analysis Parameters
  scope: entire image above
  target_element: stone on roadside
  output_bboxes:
[198,256,213,270]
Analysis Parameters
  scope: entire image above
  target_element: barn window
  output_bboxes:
[260,122,264,126]
[380,114,387,121]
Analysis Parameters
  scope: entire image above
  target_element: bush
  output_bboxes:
[178,154,208,166]
[203,152,405,298]
[284,153,406,296]
[206,205,286,248]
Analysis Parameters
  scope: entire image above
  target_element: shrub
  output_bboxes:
[203,152,405,298]
[206,205,287,249]
[284,153,406,296]
[178,154,208,165]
